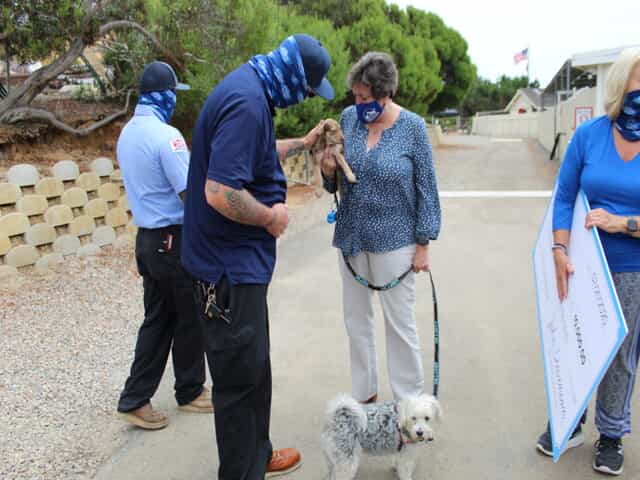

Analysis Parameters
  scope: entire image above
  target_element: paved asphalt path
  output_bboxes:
[95,135,640,480]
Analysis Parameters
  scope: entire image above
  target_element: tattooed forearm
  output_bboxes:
[277,139,306,162]
[206,182,221,195]
[204,179,271,226]
[223,189,266,225]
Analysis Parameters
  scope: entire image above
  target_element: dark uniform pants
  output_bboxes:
[118,226,206,412]
[195,276,272,480]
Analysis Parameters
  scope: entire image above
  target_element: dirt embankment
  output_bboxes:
[0,99,128,178]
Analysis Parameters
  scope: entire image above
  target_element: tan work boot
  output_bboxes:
[265,448,302,478]
[118,403,169,430]
[178,387,214,413]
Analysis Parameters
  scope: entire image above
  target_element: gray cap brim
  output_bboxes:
[175,82,191,91]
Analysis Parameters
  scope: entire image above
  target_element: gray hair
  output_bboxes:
[347,52,399,99]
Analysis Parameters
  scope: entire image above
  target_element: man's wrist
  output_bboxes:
[264,208,277,228]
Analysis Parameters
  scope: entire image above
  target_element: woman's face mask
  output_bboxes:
[356,100,384,124]
[615,89,640,142]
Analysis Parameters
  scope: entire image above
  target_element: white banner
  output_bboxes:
[533,189,627,462]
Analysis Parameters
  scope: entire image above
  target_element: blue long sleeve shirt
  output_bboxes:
[553,115,640,273]
[324,106,441,257]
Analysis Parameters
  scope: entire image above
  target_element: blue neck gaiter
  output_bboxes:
[615,89,640,142]
[248,36,308,109]
[138,89,177,123]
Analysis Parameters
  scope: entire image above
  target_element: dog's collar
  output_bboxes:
[397,424,415,451]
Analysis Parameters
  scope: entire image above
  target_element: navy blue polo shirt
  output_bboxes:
[182,64,287,285]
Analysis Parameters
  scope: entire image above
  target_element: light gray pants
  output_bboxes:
[338,245,424,401]
[595,271,640,438]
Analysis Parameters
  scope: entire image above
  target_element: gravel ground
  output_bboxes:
[0,189,326,480]
[0,249,143,480]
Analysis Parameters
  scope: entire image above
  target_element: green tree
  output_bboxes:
[0,0,183,134]
[461,75,538,116]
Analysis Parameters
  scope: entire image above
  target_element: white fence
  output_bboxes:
[472,113,540,138]
[472,87,597,160]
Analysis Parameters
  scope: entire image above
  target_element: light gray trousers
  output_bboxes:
[338,244,424,401]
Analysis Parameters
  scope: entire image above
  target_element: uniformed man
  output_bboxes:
[182,34,334,478]
[116,61,212,430]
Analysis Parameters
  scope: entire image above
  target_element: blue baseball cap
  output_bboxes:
[140,61,190,93]
[293,34,335,101]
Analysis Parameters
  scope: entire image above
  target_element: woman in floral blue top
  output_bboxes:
[322,52,441,403]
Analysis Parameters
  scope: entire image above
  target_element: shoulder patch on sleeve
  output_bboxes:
[170,137,188,152]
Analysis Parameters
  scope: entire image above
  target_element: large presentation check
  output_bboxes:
[533,190,627,462]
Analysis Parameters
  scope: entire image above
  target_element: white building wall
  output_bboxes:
[473,87,597,159]
[472,112,539,138]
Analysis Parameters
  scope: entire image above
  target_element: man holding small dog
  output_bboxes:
[182,34,334,478]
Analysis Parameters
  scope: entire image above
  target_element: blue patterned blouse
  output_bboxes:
[324,106,441,257]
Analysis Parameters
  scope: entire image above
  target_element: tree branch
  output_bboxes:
[99,20,184,72]
[0,90,133,137]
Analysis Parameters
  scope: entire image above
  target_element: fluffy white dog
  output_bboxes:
[321,394,441,480]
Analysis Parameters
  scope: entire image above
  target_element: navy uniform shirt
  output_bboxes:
[182,64,287,285]
[117,105,190,228]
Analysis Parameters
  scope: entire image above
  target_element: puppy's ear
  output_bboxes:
[398,398,411,427]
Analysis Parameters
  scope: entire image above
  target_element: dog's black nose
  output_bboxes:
[416,430,424,437]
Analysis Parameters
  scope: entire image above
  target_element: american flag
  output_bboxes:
[514,48,529,65]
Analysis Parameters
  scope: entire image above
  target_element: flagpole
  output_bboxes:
[527,45,531,85]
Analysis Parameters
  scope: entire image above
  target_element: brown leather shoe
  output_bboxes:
[265,448,302,478]
[118,403,169,430]
[178,387,214,413]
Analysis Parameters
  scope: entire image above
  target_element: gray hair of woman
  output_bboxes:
[347,52,399,99]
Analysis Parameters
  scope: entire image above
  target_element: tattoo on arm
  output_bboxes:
[205,180,270,226]
[206,182,221,195]
[277,139,306,162]
[222,188,268,226]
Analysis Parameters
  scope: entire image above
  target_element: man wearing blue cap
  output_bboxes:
[182,34,334,478]
[116,61,212,430]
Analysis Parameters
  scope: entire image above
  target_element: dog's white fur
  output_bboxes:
[321,393,441,480]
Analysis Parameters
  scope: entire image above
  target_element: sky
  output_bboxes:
[391,0,640,87]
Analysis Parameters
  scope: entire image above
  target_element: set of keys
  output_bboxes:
[202,282,232,324]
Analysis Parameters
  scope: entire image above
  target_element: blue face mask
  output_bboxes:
[248,36,308,109]
[138,89,177,123]
[356,100,384,124]
[615,89,640,142]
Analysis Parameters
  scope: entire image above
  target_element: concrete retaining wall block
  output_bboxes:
[17,195,49,216]
[25,223,57,246]
[52,160,80,181]
[8,164,40,187]
[44,204,74,227]
[0,212,30,237]
[35,177,65,198]
[6,244,40,267]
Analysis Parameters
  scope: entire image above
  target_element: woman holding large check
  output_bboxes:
[535,48,640,476]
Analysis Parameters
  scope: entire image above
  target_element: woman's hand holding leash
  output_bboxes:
[413,244,430,273]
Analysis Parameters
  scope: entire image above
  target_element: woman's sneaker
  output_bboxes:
[536,422,584,456]
[593,435,623,476]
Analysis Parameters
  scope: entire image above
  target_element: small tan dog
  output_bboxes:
[311,118,357,195]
